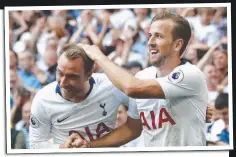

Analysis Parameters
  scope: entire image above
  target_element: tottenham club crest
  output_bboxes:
[30,114,39,128]
[168,70,184,83]
[100,103,107,116]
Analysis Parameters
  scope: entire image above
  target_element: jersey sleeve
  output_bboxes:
[155,67,205,100]
[127,98,140,119]
[29,90,60,149]
[114,87,129,108]
[113,83,139,119]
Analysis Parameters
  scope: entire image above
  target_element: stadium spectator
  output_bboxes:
[108,34,147,68]
[122,61,143,75]
[202,64,219,104]
[14,101,32,149]
[10,50,18,71]
[185,7,221,51]
[116,104,128,128]
[116,104,140,147]
[133,8,151,31]
[17,50,43,89]
[11,86,31,128]
[207,93,229,145]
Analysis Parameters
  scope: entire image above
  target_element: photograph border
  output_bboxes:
[4,3,233,154]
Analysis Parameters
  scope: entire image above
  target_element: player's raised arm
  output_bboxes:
[78,44,165,99]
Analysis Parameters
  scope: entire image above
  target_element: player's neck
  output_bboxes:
[155,56,181,77]
[69,81,91,103]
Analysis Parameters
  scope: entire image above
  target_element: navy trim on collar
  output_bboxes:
[55,77,95,99]
[180,58,188,65]
[55,84,62,95]
[86,77,95,97]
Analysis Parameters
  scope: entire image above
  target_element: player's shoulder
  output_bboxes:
[91,73,126,100]
[170,61,205,83]
[180,62,204,76]
[91,73,112,85]
[135,66,157,79]
[31,81,58,110]
[35,81,58,99]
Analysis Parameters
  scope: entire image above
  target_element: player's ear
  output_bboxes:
[92,63,97,73]
[86,71,93,81]
[86,63,96,81]
[173,39,184,53]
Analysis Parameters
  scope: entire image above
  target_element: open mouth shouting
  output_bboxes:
[150,49,160,57]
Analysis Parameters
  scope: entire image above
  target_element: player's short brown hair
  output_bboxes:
[59,43,94,73]
[151,11,191,56]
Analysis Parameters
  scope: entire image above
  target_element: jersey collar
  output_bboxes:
[179,58,188,65]
[155,58,188,78]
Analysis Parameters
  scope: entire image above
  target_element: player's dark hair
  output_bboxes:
[59,43,94,73]
[215,93,228,110]
[151,11,191,56]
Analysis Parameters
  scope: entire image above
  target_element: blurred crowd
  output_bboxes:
[8,7,229,149]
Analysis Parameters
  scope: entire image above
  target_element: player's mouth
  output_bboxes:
[150,50,160,55]
[63,88,73,92]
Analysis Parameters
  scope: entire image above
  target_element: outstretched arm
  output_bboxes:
[79,44,165,99]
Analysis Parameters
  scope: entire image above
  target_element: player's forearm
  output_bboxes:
[89,120,141,147]
[95,55,164,98]
[95,55,139,96]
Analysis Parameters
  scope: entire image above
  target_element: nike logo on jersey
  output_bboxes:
[57,116,70,123]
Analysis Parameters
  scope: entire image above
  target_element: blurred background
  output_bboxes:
[8,7,229,149]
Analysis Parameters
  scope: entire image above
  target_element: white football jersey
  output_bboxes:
[128,60,208,146]
[30,73,129,148]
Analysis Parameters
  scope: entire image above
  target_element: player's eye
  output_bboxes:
[155,33,162,38]
[69,75,80,80]
[56,69,62,76]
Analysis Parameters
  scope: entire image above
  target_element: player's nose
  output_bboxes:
[59,77,69,88]
[147,35,155,46]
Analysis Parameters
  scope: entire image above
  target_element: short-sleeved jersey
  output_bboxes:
[128,61,208,146]
[30,73,129,148]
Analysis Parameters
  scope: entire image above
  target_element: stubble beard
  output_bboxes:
[151,55,168,68]
[61,88,74,99]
